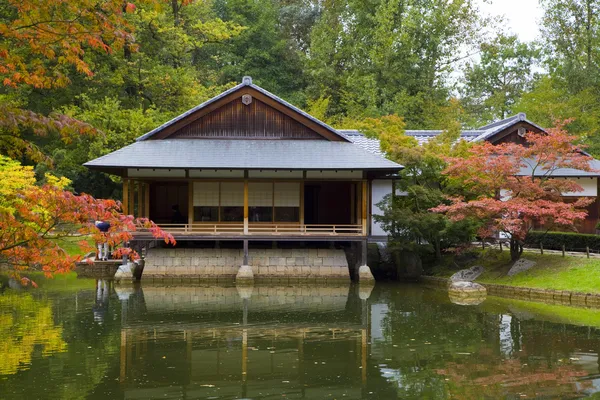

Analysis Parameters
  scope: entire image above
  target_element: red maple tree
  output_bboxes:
[0,156,175,286]
[432,124,595,261]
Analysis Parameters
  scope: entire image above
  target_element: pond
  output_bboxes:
[2,280,600,399]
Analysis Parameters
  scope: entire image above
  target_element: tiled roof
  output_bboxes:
[343,113,546,153]
[341,129,481,155]
[339,130,383,155]
[343,115,600,177]
[517,159,600,177]
[84,139,402,171]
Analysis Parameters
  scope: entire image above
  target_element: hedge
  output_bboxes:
[525,231,600,252]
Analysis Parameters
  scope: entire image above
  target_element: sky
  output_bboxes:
[476,0,544,42]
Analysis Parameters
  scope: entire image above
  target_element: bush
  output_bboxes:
[525,231,600,252]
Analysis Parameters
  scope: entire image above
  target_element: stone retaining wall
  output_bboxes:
[144,248,350,280]
[421,276,600,308]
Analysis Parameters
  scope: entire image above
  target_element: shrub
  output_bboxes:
[525,231,600,252]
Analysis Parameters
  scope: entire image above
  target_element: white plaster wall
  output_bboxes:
[371,179,393,236]
[561,177,597,197]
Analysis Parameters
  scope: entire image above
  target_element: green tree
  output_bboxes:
[461,34,538,123]
[307,0,482,127]
[514,75,600,156]
[541,0,600,92]
[210,0,310,104]
[359,111,477,261]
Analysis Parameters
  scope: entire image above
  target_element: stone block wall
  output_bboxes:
[143,248,350,280]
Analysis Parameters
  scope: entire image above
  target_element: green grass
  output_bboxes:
[432,249,600,294]
[55,236,93,257]
[1,271,96,291]
[483,296,600,327]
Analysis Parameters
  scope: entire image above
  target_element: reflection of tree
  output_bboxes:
[0,292,66,375]
[372,285,596,398]
[436,356,590,399]
[0,287,121,400]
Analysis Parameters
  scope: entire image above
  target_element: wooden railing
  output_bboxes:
[138,223,364,236]
[153,224,244,234]
[248,224,363,235]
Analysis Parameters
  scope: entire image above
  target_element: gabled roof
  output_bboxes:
[83,139,402,171]
[472,112,545,142]
[136,76,350,142]
[344,113,546,154]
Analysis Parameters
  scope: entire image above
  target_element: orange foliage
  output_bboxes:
[433,123,596,243]
[0,0,157,88]
[0,158,175,283]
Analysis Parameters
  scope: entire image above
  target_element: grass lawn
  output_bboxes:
[431,249,600,294]
[483,296,600,327]
[55,236,94,257]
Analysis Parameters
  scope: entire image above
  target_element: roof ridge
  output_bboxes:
[477,113,524,130]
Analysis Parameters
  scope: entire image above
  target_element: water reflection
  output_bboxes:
[0,292,66,375]
[116,283,367,399]
[2,281,600,398]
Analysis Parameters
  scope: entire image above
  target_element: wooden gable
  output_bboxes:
[148,86,344,141]
[171,96,324,140]
[486,121,545,145]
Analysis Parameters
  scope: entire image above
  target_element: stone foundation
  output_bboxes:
[143,248,350,280]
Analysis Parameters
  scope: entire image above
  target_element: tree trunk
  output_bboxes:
[172,0,181,27]
[587,0,593,71]
[509,239,523,261]
[434,237,442,261]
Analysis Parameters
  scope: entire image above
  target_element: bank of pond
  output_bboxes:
[3,276,600,398]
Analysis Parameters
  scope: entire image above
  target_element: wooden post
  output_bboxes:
[540,242,544,255]
[122,179,129,214]
[587,246,590,258]
[299,181,305,227]
[361,180,368,236]
[562,244,566,257]
[139,183,144,219]
[243,180,249,234]
[144,183,150,218]
[136,180,142,218]
[188,181,194,228]
[128,180,135,217]
[499,242,503,252]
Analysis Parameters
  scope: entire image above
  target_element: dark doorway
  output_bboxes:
[304,182,354,225]
[149,182,189,224]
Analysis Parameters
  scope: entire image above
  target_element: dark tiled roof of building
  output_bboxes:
[84,139,402,171]
[517,159,600,177]
[342,113,546,154]
[341,129,481,155]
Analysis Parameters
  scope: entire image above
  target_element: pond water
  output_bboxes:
[2,280,600,399]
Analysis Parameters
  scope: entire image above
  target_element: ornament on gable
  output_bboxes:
[517,127,526,137]
[242,94,253,106]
